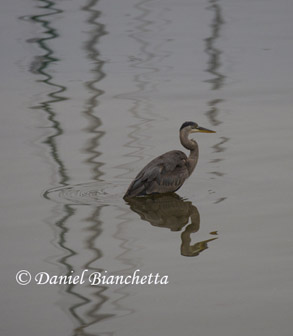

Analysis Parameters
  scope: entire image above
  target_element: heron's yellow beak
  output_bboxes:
[192,126,216,133]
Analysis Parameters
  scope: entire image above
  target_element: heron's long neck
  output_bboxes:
[180,130,199,175]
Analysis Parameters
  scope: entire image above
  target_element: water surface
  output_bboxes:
[1,0,293,335]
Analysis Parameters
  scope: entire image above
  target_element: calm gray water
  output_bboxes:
[1,0,293,335]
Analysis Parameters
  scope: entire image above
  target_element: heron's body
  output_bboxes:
[123,122,215,198]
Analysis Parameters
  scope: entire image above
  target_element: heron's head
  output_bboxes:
[180,121,216,134]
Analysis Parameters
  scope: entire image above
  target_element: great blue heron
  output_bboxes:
[123,121,215,198]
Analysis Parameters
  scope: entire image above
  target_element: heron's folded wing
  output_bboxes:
[131,164,163,190]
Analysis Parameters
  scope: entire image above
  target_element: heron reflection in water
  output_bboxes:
[124,121,215,198]
[125,194,217,257]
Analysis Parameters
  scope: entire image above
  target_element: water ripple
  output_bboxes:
[44,181,126,206]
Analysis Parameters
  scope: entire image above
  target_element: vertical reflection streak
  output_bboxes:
[30,0,68,185]
[82,0,106,181]
[66,1,117,334]
[204,0,229,197]
[204,0,225,92]
[204,0,225,127]
[28,1,106,335]
[117,0,171,180]
[120,0,158,172]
